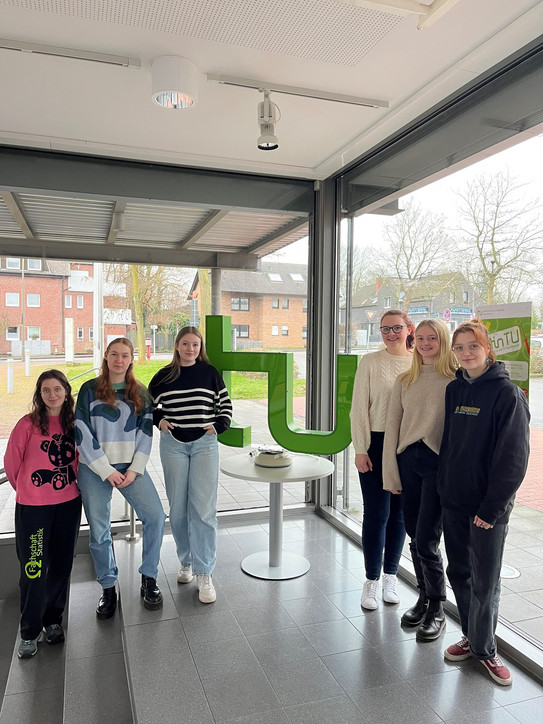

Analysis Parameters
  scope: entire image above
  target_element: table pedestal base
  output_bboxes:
[241,551,310,580]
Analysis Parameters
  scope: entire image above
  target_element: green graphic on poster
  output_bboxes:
[477,302,532,401]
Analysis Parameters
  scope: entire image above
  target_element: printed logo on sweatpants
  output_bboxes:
[25,528,44,579]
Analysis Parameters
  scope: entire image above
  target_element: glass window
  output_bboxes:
[240,298,249,311]
[290,273,304,281]
[77,327,84,341]
[27,293,40,307]
[272,298,279,309]
[384,296,392,308]
[5,292,19,306]
[6,258,20,269]
[282,325,289,336]
[231,297,240,310]
[268,273,282,282]
[233,324,249,338]
[27,259,41,270]
[271,325,279,336]
[89,327,94,340]
[282,298,289,309]
[77,294,84,309]
[65,294,72,308]
[450,292,456,304]
[302,298,307,313]
[27,326,40,339]
[463,290,469,303]
[6,326,19,340]
[302,325,307,339]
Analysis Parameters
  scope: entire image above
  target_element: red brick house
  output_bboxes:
[0,258,132,355]
[190,262,308,348]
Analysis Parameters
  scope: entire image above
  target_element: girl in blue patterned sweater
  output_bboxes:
[75,337,165,619]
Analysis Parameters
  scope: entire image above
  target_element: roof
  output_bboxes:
[191,261,308,296]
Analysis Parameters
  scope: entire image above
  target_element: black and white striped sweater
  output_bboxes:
[148,361,232,442]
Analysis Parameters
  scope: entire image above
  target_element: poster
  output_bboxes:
[477,302,532,401]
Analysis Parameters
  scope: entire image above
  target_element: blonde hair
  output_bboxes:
[401,319,457,389]
[96,337,147,414]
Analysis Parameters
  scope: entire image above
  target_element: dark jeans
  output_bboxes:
[443,507,507,660]
[397,441,446,601]
[359,432,406,580]
[16,496,82,640]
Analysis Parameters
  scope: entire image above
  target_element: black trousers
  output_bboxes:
[397,441,446,601]
[15,496,82,640]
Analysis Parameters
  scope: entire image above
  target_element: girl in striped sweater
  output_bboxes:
[149,326,232,603]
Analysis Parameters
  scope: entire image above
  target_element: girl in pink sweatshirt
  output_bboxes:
[4,370,81,659]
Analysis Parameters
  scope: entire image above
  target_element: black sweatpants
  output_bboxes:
[15,496,82,640]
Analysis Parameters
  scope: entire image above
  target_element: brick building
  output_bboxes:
[0,257,131,355]
[190,262,308,348]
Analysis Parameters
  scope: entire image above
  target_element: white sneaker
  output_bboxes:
[361,579,379,610]
[196,574,216,603]
[382,573,400,604]
[177,565,193,583]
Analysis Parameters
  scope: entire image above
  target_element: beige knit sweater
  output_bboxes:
[382,365,453,491]
[350,348,413,456]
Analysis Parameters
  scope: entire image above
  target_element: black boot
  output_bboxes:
[401,591,428,627]
[140,575,163,610]
[96,586,117,619]
[416,600,446,642]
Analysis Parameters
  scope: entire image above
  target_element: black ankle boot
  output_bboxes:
[401,592,428,627]
[140,575,163,610]
[416,600,446,641]
[96,586,117,619]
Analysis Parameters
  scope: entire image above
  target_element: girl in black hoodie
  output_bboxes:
[437,320,530,686]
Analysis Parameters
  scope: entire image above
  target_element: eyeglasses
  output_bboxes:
[452,343,481,353]
[380,325,406,334]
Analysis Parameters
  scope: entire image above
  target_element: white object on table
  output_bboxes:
[220,452,334,580]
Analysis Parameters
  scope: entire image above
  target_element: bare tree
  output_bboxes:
[455,171,542,304]
[375,200,452,309]
[339,242,377,306]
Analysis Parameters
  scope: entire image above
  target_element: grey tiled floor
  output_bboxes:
[114,518,543,723]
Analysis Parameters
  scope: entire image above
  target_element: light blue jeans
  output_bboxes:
[159,431,219,575]
[78,463,166,588]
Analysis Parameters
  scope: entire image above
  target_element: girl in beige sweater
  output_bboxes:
[383,319,456,641]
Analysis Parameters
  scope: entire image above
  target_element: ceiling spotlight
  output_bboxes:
[151,56,199,109]
[257,90,280,151]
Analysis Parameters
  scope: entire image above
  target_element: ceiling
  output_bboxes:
[0,0,542,267]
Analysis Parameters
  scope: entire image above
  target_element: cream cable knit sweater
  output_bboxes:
[350,349,412,456]
[382,364,453,491]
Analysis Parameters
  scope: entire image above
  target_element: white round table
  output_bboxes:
[220,452,334,580]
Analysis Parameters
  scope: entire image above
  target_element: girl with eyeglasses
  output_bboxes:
[350,309,414,611]
[4,370,81,658]
[437,320,530,685]
[383,319,456,641]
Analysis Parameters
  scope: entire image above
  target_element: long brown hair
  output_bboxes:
[95,337,147,414]
[162,326,209,383]
[452,319,496,364]
[30,369,75,436]
[381,309,415,350]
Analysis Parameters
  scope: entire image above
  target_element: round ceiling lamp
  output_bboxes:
[151,56,199,109]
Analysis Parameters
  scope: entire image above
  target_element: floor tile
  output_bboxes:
[300,618,366,655]
[281,594,344,625]
[285,694,365,723]
[180,609,244,645]
[263,657,343,706]
[348,680,442,724]
[247,627,317,667]
[409,668,500,720]
[321,646,401,693]
[201,667,281,722]
[0,687,63,724]
[504,696,543,723]
[190,636,260,679]
[231,602,297,636]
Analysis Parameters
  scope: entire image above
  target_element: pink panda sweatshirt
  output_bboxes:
[4,415,79,506]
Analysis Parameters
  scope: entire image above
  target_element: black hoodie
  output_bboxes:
[437,362,530,525]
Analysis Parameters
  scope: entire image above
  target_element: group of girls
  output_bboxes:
[5,327,231,659]
[351,310,530,686]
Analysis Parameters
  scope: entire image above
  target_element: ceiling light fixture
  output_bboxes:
[151,56,199,109]
[257,90,280,151]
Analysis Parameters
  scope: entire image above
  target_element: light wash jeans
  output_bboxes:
[78,463,166,588]
[159,431,219,575]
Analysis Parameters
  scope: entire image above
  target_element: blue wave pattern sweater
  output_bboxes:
[148,361,232,443]
[75,379,153,480]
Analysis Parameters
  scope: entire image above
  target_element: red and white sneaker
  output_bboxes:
[444,635,471,661]
[479,656,512,686]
